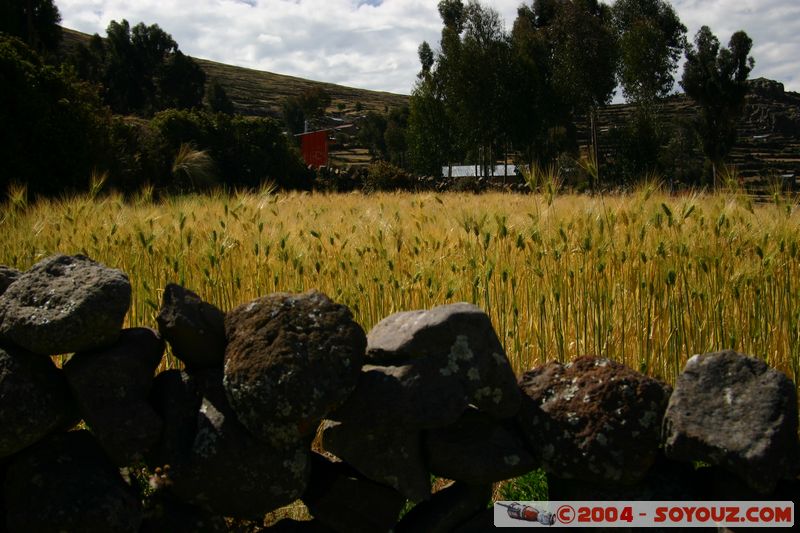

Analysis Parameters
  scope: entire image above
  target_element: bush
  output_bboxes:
[362,161,413,192]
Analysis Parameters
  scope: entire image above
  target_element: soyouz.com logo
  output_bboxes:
[493,501,795,528]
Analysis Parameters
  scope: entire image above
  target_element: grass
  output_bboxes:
[2,186,800,387]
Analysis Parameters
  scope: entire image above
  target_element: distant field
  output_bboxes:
[2,189,799,385]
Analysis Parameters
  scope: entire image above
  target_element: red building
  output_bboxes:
[297,129,329,168]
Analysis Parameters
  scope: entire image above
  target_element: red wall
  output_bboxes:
[299,131,328,168]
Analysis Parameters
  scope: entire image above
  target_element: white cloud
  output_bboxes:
[55,0,800,95]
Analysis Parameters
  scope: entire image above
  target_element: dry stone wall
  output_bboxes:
[0,254,798,532]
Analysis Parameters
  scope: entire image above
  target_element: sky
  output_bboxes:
[55,0,800,97]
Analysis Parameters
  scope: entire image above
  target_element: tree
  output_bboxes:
[0,36,111,196]
[0,0,62,57]
[408,43,452,176]
[514,0,617,183]
[282,96,305,136]
[385,106,409,167]
[417,41,434,79]
[281,87,331,135]
[612,0,687,105]
[358,112,388,158]
[458,1,512,178]
[681,26,754,183]
[73,19,206,115]
[156,50,206,110]
[205,78,235,115]
[509,2,562,167]
[298,87,331,120]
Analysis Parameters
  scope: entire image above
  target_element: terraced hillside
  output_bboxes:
[60,28,409,119]
[193,57,408,119]
[580,78,800,187]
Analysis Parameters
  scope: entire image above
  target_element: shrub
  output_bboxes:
[362,161,413,192]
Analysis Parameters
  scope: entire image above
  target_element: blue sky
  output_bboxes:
[55,0,800,97]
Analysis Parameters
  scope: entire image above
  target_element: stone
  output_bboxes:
[548,453,702,501]
[517,356,671,485]
[330,362,471,430]
[663,350,800,494]
[63,328,165,466]
[366,302,520,418]
[423,407,537,485]
[147,369,207,470]
[0,254,131,355]
[302,452,405,533]
[3,430,142,533]
[452,508,495,533]
[0,343,76,458]
[140,491,227,533]
[156,283,226,371]
[224,290,366,448]
[394,482,493,533]
[158,373,311,519]
[0,266,20,296]
[321,419,430,502]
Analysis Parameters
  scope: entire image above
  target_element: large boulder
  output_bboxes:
[0,255,131,355]
[224,290,366,448]
[330,363,471,431]
[302,452,405,533]
[0,343,76,458]
[663,350,800,494]
[394,482,493,533]
[321,419,430,503]
[63,328,165,466]
[366,302,520,418]
[147,369,208,470]
[3,430,142,533]
[140,491,227,533]
[156,284,226,371]
[423,407,536,485]
[548,453,702,501]
[154,370,311,519]
[517,356,671,485]
[0,266,20,296]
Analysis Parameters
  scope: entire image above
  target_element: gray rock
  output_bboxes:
[0,266,20,296]
[156,284,226,371]
[0,254,131,355]
[0,343,76,458]
[3,430,142,533]
[394,482,492,533]
[329,362,470,430]
[517,356,671,485]
[159,373,311,519]
[366,302,520,418]
[63,328,165,466]
[321,419,430,503]
[423,408,537,485]
[302,452,405,533]
[224,290,366,448]
[663,350,800,494]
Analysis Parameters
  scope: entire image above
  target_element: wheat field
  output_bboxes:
[2,186,799,386]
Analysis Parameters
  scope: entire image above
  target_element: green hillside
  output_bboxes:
[60,27,409,119]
